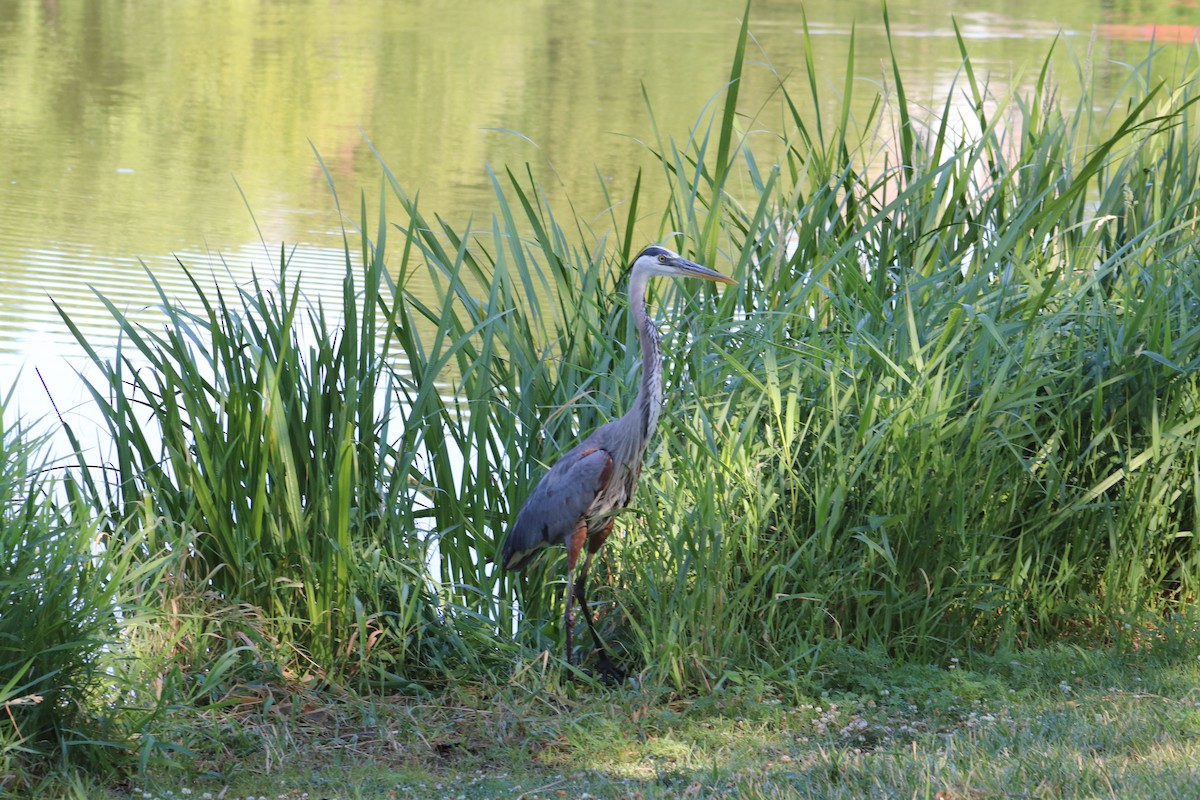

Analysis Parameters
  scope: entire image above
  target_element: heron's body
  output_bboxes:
[501,424,637,571]
[500,244,733,672]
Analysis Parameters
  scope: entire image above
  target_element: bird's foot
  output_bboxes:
[591,652,628,684]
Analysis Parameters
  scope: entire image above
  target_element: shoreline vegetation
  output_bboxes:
[5,9,1200,797]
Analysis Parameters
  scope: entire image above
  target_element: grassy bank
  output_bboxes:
[5,10,1200,795]
[97,631,1200,798]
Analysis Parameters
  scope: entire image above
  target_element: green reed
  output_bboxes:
[57,206,494,691]
[0,391,155,776]
[38,12,1200,703]
[370,19,1200,686]
[608,21,1200,682]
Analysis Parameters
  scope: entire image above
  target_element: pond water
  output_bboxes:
[0,0,1196,429]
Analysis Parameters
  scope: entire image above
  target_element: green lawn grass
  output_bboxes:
[100,624,1200,800]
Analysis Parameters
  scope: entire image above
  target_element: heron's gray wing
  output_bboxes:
[501,446,614,571]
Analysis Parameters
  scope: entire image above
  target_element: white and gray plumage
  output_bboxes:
[500,244,735,673]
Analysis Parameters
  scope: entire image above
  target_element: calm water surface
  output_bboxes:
[0,0,1195,428]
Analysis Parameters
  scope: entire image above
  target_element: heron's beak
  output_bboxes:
[671,256,737,284]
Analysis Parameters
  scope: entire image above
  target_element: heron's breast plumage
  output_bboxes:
[582,458,639,534]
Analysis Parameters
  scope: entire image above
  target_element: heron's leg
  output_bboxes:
[577,522,626,681]
[574,549,604,656]
[575,521,614,658]
[563,522,587,667]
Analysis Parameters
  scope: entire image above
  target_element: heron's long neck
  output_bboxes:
[626,268,663,448]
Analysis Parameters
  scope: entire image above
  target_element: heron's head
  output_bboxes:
[632,245,736,284]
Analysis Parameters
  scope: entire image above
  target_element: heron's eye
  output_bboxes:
[658,255,667,263]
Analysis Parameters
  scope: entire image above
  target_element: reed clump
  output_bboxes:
[54,24,1200,685]
[611,21,1200,681]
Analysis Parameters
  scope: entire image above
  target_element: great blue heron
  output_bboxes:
[500,244,735,673]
